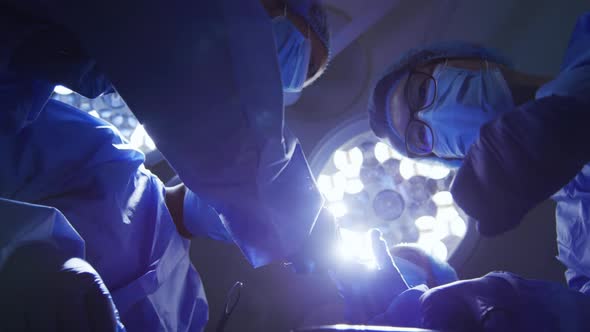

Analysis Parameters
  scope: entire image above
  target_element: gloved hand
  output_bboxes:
[329,229,409,323]
[420,272,590,332]
[0,243,125,332]
[286,207,340,275]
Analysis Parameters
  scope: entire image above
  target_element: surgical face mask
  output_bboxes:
[418,62,514,159]
[272,16,311,93]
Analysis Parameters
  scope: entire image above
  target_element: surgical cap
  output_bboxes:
[368,41,513,165]
[285,0,331,62]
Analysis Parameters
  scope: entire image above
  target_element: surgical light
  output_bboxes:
[431,241,448,261]
[415,216,435,231]
[436,206,459,222]
[53,85,73,95]
[338,228,377,268]
[314,129,469,262]
[317,174,332,193]
[374,142,390,163]
[329,202,348,218]
[450,216,467,237]
[130,125,156,151]
[345,179,364,194]
[432,191,454,206]
[399,158,416,180]
[373,190,405,221]
[415,162,450,180]
[334,148,363,178]
[432,219,450,240]
[374,141,404,163]
[332,172,348,191]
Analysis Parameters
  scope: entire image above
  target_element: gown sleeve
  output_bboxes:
[41,0,324,267]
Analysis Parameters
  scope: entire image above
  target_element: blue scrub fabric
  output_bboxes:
[451,12,590,293]
[0,100,208,331]
[2,0,325,269]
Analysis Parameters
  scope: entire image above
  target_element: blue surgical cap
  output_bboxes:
[285,0,331,64]
[368,41,513,166]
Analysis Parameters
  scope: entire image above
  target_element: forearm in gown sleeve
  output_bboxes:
[0,198,84,270]
[44,0,324,266]
[451,95,590,236]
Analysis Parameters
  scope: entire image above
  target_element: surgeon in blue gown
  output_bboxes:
[3,0,332,266]
[0,0,335,331]
[362,11,590,331]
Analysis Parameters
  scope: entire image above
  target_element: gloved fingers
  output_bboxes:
[85,281,119,332]
[480,306,512,331]
[420,282,481,331]
[60,258,118,332]
[56,298,91,332]
[369,229,395,272]
[328,261,370,296]
[24,292,58,332]
[0,274,27,331]
[54,283,117,332]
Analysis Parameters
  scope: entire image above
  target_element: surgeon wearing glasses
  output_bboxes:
[365,12,590,332]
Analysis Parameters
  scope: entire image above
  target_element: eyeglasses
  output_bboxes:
[403,70,437,156]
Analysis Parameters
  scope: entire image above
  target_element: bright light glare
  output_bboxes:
[415,216,436,230]
[332,172,347,192]
[88,110,100,118]
[399,158,416,180]
[432,191,454,206]
[333,150,348,170]
[345,178,364,194]
[374,142,391,163]
[54,85,73,95]
[333,149,361,178]
[318,174,344,202]
[374,142,404,163]
[431,241,448,261]
[130,125,156,151]
[450,216,467,237]
[317,175,332,194]
[428,164,451,180]
[324,189,344,202]
[417,232,437,252]
[416,162,450,180]
[349,147,363,167]
[338,229,376,267]
[329,202,348,218]
[436,206,459,222]
[432,219,450,240]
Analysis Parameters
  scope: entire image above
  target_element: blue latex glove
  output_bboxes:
[420,272,590,331]
[286,208,340,275]
[329,229,409,323]
[0,243,125,332]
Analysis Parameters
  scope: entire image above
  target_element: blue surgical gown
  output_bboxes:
[2,0,325,269]
[0,100,208,331]
[451,12,590,294]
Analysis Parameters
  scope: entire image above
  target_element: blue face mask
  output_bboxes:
[272,16,311,93]
[418,63,514,159]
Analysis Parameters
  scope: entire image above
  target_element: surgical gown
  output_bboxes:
[451,12,590,294]
[2,0,325,269]
[0,100,208,331]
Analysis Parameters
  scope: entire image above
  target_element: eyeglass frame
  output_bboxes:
[403,69,437,157]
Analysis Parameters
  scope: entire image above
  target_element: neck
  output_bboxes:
[500,67,553,106]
